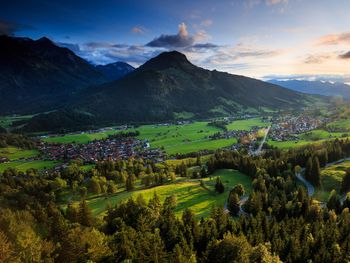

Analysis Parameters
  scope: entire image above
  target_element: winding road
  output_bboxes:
[253,125,271,156]
[295,157,350,204]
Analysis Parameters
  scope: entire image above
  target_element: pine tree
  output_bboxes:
[341,169,350,193]
[311,156,321,187]
[126,174,136,191]
[305,157,313,182]
[227,191,240,216]
[327,190,341,213]
[215,177,224,194]
[79,200,94,227]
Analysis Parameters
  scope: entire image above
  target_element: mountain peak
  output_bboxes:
[36,36,55,45]
[138,51,192,71]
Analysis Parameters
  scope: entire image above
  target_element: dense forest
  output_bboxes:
[1,139,350,262]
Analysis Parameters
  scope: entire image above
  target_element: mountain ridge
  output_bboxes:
[20,51,317,132]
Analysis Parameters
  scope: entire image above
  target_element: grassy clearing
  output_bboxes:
[314,160,350,202]
[0,147,39,160]
[327,119,350,131]
[226,118,269,131]
[43,130,119,144]
[0,160,60,173]
[83,169,253,218]
[165,155,212,166]
[268,129,349,150]
[135,122,237,155]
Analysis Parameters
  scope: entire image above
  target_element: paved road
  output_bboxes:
[295,168,314,196]
[295,157,350,203]
[254,125,271,155]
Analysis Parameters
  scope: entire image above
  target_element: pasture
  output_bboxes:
[0,146,39,160]
[314,160,350,202]
[0,160,60,173]
[79,169,253,218]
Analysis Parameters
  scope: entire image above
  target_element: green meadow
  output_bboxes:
[43,118,270,155]
[226,118,269,131]
[0,146,39,160]
[267,129,349,150]
[42,130,119,144]
[73,169,253,218]
[0,160,60,173]
[314,160,350,202]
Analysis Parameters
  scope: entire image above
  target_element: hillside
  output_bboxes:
[95,61,135,80]
[268,79,350,99]
[21,51,315,132]
[0,35,108,114]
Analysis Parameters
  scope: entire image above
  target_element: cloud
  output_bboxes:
[304,54,331,64]
[263,74,350,83]
[339,51,350,59]
[131,26,145,34]
[266,0,288,5]
[316,32,350,45]
[146,23,201,48]
[0,19,34,36]
[201,19,213,27]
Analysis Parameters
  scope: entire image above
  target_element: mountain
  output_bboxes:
[21,51,316,132]
[95,62,134,81]
[0,35,108,114]
[268,79,350,99]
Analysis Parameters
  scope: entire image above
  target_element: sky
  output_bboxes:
[1,0,350,81]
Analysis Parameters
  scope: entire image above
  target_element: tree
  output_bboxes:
[327,190,341,213]
[58,226,111,262]
[232,184,245,197]
[227,191,240,216]
[0,231,15,263]
[205,233,251,263]
[305,157,313,182]
[311,156,321,187]
[249,243,282,263]
[66,202,79,223]
[89,178,101,194]
[200,166,207,178]
[215,177,224,194]
[341,169,350,193]
[126,174,136,191]
[79,200,94,227]
[79,186,87,198]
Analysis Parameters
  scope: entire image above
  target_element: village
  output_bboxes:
[268,115,325,142]
[37,137,165,164]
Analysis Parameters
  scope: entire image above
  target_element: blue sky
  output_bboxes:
[1,0,350,81]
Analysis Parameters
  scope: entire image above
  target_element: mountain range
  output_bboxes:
[268,79,350,99]
[19,51,316,132]
[0,35,134,114]
[0,35,321,132]
[95,62,135,81]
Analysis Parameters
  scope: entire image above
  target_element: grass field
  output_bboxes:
[268,129,349,150]
[43,118,270,155]
[44,121,245,155]
[0,147,39,160]
[43,130,119,144]
[0,160,60,173]
[226,118,269,131]
[165,155,212,166]
[327,119,350,131]
[313,160,350,202]
[80,169,253,218]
